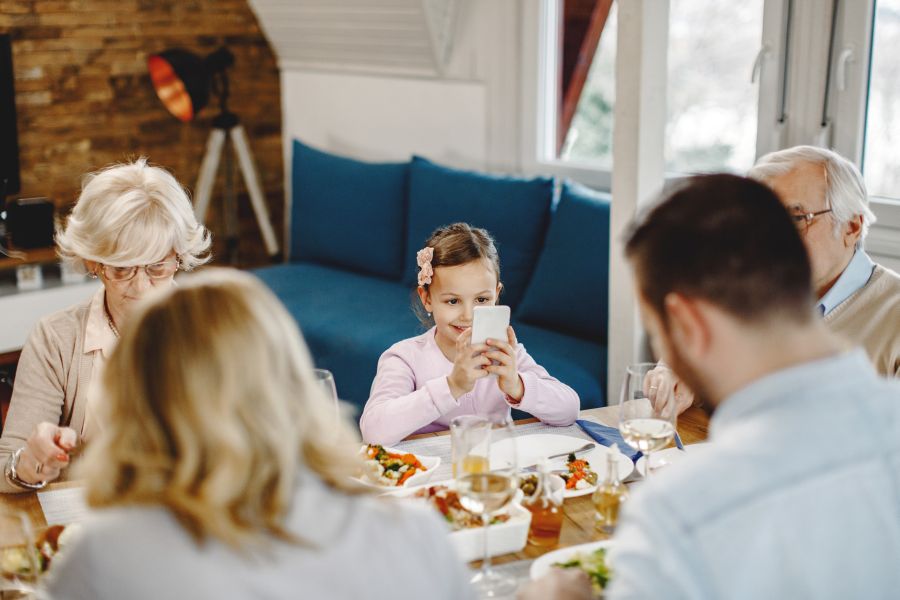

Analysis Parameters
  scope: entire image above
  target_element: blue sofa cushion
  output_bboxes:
[403,156,554,308]
[291,140,408,280]
[511,320,606,409]
[516,181,610,342]
[253,262,424,411]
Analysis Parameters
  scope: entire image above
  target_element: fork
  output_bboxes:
[520,442,596,473]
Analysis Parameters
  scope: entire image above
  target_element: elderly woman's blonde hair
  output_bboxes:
[77,268,365,548]
[56,158,211,271]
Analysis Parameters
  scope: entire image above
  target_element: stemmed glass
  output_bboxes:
[0,508,40,597]
[454,417,518,598]
[313,368,339,419]
[619,362,677,478]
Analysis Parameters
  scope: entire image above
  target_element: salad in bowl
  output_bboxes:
[358,444,440,488]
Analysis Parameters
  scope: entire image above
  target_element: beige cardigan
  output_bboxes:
[826,264,900,377]
[0,295,98,493]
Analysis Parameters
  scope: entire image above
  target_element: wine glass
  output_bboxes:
[619,362,677,478]
[313,368,339,418]
[0,509,40,597]
[454,417,518,598]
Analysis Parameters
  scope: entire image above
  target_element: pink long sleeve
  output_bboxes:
[360,350,464,445]
[359,329,580,446]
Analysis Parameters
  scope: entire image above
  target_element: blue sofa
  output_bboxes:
[254,140,611,418]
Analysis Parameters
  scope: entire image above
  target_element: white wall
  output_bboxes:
[280,71,488,167]
[277,0,522,173]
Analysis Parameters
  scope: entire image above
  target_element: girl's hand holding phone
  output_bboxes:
[485,326,524,402]
[447,329,492,398]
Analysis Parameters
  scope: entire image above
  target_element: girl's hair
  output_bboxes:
[76,268,366,549]
[413,222,502,326]
[56,157,211,272]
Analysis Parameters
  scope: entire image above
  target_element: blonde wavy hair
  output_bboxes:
[56,157,211,271]
[77,268,365,548]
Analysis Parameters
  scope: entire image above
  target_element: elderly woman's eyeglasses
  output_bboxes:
[99,258,180,282]
[789,208,833,234]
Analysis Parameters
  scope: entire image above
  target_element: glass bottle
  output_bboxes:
[524,460,564,547]
[592,444,629,533]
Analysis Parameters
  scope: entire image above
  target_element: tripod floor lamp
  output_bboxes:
[148,47,279,261]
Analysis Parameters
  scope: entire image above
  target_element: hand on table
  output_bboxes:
[18,422,78,484]
[517,569,594,600]
[644,364,694,416]
[447,329,492,399]
[485,326,524,403]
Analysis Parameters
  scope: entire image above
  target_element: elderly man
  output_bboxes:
[617,174,898,599]
[647,146,900,416]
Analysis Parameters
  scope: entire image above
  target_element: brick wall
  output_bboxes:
[0,0,283,267]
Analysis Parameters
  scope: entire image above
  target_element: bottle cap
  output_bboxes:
[608,443,620,460]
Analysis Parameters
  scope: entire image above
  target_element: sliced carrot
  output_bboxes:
[398,468,418,485]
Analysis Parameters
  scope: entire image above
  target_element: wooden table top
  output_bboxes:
[1,406,710,568]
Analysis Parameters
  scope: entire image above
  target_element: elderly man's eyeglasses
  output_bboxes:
[98,258,180,282]
[789,208,833,234]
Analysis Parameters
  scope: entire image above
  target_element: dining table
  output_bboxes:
[0,405,710,595]
[403,404,710,568]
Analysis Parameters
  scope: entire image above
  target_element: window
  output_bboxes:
[555,1,765,174]
[862,0,900,199]
[665,1,764,173]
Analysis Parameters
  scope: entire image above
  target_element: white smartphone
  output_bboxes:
[471,305,511,346]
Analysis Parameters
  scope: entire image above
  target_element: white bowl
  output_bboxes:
[449,502,531,562]
[356,445,441,489]
[388,483,532,562]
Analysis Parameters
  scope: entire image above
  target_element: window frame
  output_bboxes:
[521,0,785,189]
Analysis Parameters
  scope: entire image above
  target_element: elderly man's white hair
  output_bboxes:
[748,145,877,240]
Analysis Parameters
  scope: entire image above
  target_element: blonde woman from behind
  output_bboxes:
[43,269,473,600]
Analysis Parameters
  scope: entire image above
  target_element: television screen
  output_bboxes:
[1,33,21,197]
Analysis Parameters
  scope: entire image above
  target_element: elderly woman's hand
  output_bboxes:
[18,422,78,485]
[644,364,695,417]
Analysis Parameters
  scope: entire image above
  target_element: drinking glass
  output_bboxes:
[618,362,677,478]
[0,509,40,597]
[450,415,491,479]
[313,368,339,412]
[454,417,518,598]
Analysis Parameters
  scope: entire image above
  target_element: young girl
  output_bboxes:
[360,223,580,445]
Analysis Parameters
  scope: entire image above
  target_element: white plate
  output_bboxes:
[489,434,634,498]
[635,443,708,477]
[356,445,441,489]
[529,539,614,581]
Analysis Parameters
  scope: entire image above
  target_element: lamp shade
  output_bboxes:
[148,47,233,122]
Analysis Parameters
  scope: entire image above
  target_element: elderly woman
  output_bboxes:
[43,269,471,599]
[0,158,210,493]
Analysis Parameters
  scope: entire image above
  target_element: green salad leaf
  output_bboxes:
[552,547,611,592]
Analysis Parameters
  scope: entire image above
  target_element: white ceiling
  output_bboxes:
[247,0,460,77]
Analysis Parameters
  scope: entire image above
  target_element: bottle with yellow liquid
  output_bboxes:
[525,460,564,547]
[592,444,628,533]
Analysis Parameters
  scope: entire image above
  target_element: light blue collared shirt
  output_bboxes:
[818,248,876,316]
[608,350,900,600]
